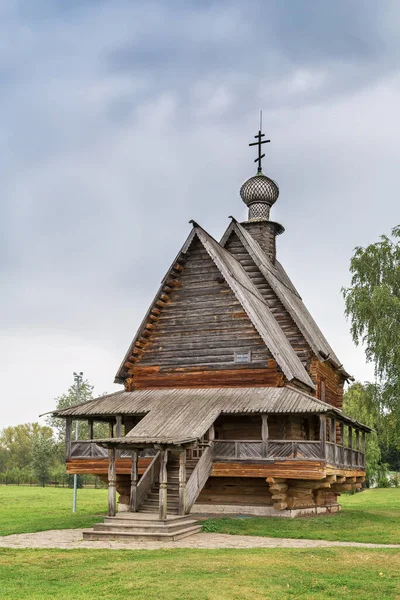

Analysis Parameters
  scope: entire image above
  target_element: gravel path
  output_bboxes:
[0,529,399,550]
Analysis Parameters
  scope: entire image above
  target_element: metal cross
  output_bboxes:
[249,111,270,173]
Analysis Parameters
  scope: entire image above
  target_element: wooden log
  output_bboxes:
[273,501,287,510]
[159,449,168,520]
[108,448,116,517]
[65,417,72,459]
[130,449,138,512]
[178,450,186,516]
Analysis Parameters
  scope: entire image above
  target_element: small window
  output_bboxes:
[234,351,252,364]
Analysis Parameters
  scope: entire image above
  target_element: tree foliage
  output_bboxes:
[0,423,54,471]
[343,382,382,483]
[32,432,55,486]
[342,225,400,448]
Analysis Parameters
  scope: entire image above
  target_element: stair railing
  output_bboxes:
[136,451,161,509]
[185,443,213,513]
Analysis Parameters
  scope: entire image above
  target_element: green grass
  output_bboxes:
[202,488,400,545]
[0,487,107,536]
[0,548,399,599]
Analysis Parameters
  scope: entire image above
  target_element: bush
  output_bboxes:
[391,473,400,488]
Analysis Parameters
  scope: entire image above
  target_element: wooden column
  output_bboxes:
[88,419,94,440]
[330,418,337,464]
[319,415,327,460]
[348,426,353,467]
[130,449,139,512]
[108,447,116,517]
[109,421,114,438]
[159,449,168,520]
[178,449,186,516]
[361,431,366,468]
[115,416,122,458]
[355,429,360,466]
[340,422,345,445]
[65,417,72,459]
[208,424,215,443]
[261,415,269,459]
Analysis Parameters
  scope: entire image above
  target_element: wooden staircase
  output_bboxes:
[139,458,198,515]
[83,513,201,542]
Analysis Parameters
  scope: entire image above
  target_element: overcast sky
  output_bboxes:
[1,0,399,427]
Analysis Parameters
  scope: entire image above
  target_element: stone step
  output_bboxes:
[95,519,199,534]
[83,524,202,542]
[104,514,193,526]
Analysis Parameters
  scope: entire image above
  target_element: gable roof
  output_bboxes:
[220,219,349,377]
[115,222,315,390]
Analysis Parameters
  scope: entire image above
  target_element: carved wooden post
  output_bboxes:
[109,421,114,438]
[159,449,168,520]
[354,429,359,466]
[319,415,327,460]
[339,421,345,465]
[361,431,366,467]
[330,418,337,464]
[88,419,94,440]
[208,424,215,443]
[115,416,122,459]
[108,447,116,517]
[347,426,352,465]
[261,415,269,459]
[65,417,72,459]
[130,449,138,512]
[178,449,186,515]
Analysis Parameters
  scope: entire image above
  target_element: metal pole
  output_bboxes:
[72,371,83,513]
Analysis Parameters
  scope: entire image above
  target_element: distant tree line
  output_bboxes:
[0,378,106,488]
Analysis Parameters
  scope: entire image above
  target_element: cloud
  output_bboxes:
[1,0,399,425]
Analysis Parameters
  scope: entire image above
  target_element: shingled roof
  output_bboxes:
[52,387,372,435]
[115,223,315,390]
[220,218,349,377]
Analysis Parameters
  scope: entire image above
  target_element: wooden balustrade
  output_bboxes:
[213,439,365,468]
[185,444,214,512]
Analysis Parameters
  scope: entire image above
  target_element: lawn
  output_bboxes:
[0,547,399,600]
[0,486,107,536]
[202,488,400,545]
[1,486,400,546]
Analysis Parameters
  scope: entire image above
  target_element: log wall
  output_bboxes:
[126,237,282,389]
[309,359,345,409]
[197,477,273,506]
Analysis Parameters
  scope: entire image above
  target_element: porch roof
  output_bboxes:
[51,386,372,433]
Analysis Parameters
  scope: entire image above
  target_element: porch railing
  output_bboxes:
[69,441,157,460]
[213,440,364,468]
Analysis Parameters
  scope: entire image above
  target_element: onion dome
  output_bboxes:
[240,172,279,207]
[240,171,279,222]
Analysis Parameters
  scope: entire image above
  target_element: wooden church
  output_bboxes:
[52,127,370,540]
